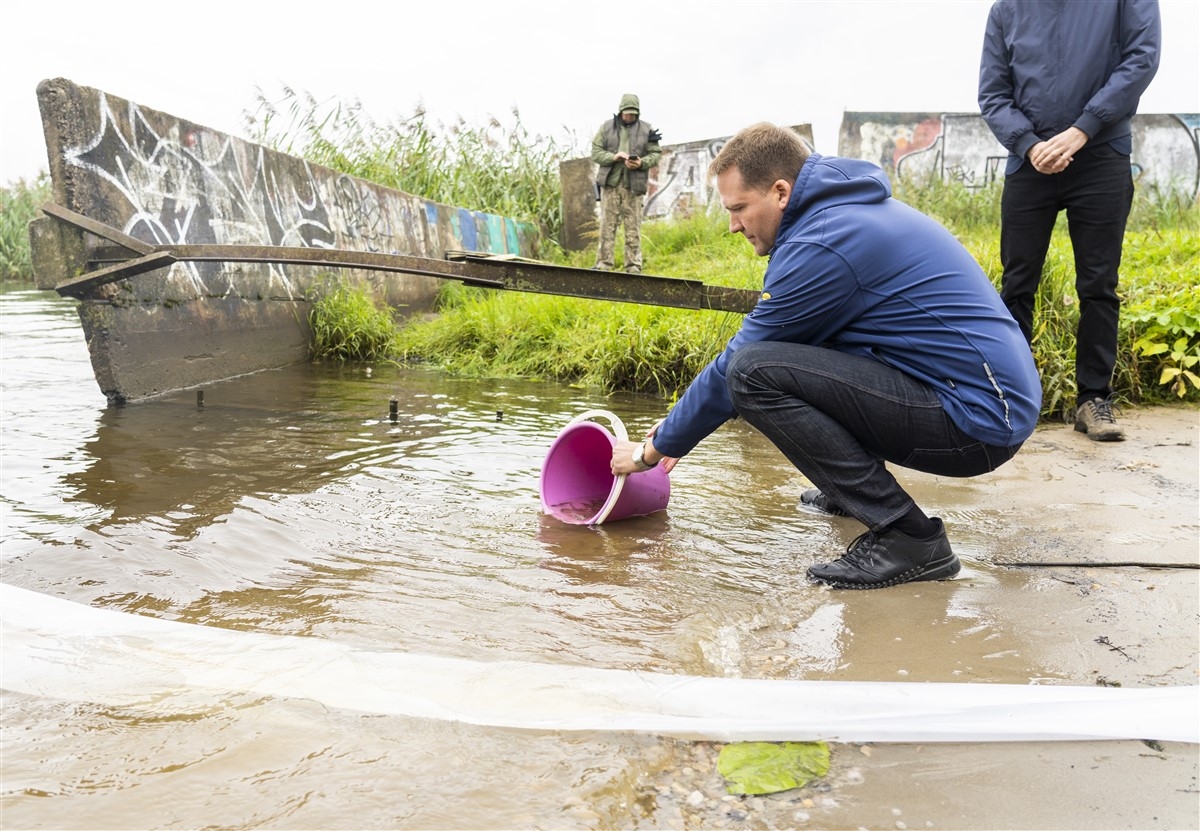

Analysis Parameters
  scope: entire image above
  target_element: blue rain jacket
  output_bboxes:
[652,153,1042,458]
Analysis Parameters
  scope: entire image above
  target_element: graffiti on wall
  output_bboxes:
[637,126,816,220]
[644,138,727,219]
[60,92,535,299]
[842,112,1200,200]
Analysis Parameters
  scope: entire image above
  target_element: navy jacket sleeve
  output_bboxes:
[977,2,1041,161]
[1073,0,1161,140]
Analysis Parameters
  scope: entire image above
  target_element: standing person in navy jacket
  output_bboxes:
[978,0,1161,441]
[609,123,1042,590]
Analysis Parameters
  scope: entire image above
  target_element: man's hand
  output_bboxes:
[610,435,677,475]
[624,157,642,169]
[1028,126,1089,174]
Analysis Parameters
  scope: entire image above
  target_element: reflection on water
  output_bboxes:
[0,285,1089,829]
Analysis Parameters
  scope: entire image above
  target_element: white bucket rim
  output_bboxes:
[563,409,627,525]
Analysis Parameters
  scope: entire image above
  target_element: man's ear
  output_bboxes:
[772,179,792,208]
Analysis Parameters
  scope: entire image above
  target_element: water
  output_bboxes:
[2,285,1195,830]
[0,285,844,678]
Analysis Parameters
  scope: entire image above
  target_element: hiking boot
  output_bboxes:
[1074,397,1125,442]
[807,518,960,590]
[799,488,849,517]
[625,265,641,274]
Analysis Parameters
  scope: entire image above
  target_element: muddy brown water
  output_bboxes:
[1,284,1197,830]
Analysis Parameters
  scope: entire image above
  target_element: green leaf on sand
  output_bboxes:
[717,741,831,795]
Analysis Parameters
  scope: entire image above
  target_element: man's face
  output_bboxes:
[716,168,790,256]
[620,111,638,124]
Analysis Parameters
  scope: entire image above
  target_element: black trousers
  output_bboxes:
[998,143,1134,404]
[726,343,1021,532]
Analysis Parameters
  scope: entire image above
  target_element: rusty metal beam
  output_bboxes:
[55,252,177,296]
[43,205,759,314]
[445,252,759,313]
[40,202,154,255]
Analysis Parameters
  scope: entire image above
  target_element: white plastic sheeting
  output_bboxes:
[3,583,1196,743]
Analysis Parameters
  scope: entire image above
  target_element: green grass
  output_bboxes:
[389,208,761,396]
[0,174,50,281]
[384,181,1200,418]
[308,281,404,361]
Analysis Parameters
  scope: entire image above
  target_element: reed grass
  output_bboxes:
[0,174,50,282]
[247,87,576,254]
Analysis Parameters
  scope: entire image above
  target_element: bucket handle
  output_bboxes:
[565,409,628,526]
[566,409,629,442]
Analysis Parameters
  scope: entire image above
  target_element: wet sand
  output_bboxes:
[667,404,1200,830]
[968,404,1198,568]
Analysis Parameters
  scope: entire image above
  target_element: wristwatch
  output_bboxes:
[631,442,658,471]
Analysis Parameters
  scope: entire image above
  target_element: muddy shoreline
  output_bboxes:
[669,404,1200,830]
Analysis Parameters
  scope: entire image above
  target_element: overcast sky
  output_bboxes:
[2,0,1197,186]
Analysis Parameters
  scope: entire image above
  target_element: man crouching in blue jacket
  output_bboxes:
[610,122,1042,590]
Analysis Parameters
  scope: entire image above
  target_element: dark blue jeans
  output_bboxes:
[999,144,1134,404]
[726,342,1020,531]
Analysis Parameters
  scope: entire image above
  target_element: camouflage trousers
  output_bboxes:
[595,186,644,272]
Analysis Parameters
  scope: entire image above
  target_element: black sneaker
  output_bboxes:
[799,488,849,517]
[1074,397,1125,441]
[807,518,960,590]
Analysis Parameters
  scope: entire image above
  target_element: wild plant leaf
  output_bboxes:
[717,741,830,795]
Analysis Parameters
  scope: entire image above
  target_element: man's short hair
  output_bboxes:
[709,123,812,192]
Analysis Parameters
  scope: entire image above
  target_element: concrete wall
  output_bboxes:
[560,125,815,253]
[839,111,1200,199]
[31,78,539,404]
[562,113,1197,253]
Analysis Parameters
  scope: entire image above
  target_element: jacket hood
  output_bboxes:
[778,154,891,242]
[618,93,640,113]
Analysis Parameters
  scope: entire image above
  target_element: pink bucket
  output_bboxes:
[539,410,671,525]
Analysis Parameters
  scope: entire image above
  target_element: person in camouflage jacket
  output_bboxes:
[591,93,661,273]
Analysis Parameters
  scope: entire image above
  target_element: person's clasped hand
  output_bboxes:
[1028,126,1089,174]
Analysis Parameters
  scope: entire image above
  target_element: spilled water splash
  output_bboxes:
[4,584,1196,743]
